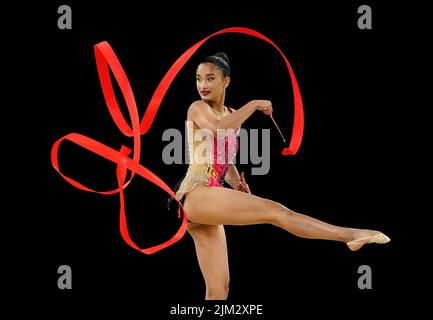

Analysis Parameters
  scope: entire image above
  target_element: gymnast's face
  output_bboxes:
[196,63,229,101]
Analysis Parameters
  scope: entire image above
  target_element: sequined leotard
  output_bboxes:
[174,106,239,202]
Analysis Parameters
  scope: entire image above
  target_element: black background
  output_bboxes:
[39,0,415,316]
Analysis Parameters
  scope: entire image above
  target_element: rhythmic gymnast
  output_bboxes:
[169,52,390,300]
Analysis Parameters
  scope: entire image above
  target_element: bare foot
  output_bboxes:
[347,230,390,251]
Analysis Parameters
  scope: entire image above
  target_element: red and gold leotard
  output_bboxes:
[174,106,239,202]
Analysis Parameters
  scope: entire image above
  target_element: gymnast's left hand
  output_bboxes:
[236,172,251,194]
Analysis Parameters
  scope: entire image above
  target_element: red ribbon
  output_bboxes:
[51,27,304,254]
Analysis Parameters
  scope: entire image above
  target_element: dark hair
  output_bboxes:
[202,52,230,77]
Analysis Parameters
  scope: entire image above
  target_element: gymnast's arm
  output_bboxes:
[225,164,241,189]
[187,100,271,135]
[225,164,251,194]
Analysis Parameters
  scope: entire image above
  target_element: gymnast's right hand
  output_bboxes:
[255,100,273,116]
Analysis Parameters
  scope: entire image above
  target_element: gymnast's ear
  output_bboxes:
[224,76,230,89]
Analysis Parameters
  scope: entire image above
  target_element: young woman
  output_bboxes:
[172,52,390,300]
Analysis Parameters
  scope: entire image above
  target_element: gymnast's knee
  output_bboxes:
[261,199,292,225]
[206,283,229,300]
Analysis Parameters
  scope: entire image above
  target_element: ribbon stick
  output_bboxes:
[270,114,288,148]
[51,27,304,254]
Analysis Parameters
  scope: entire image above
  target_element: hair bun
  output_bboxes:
[214,52,229,65]
[202,52,231,77]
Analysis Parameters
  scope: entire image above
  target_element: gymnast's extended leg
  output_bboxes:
[184,186,389,251]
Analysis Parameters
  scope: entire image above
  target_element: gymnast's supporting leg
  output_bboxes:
[188,223,229,300]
